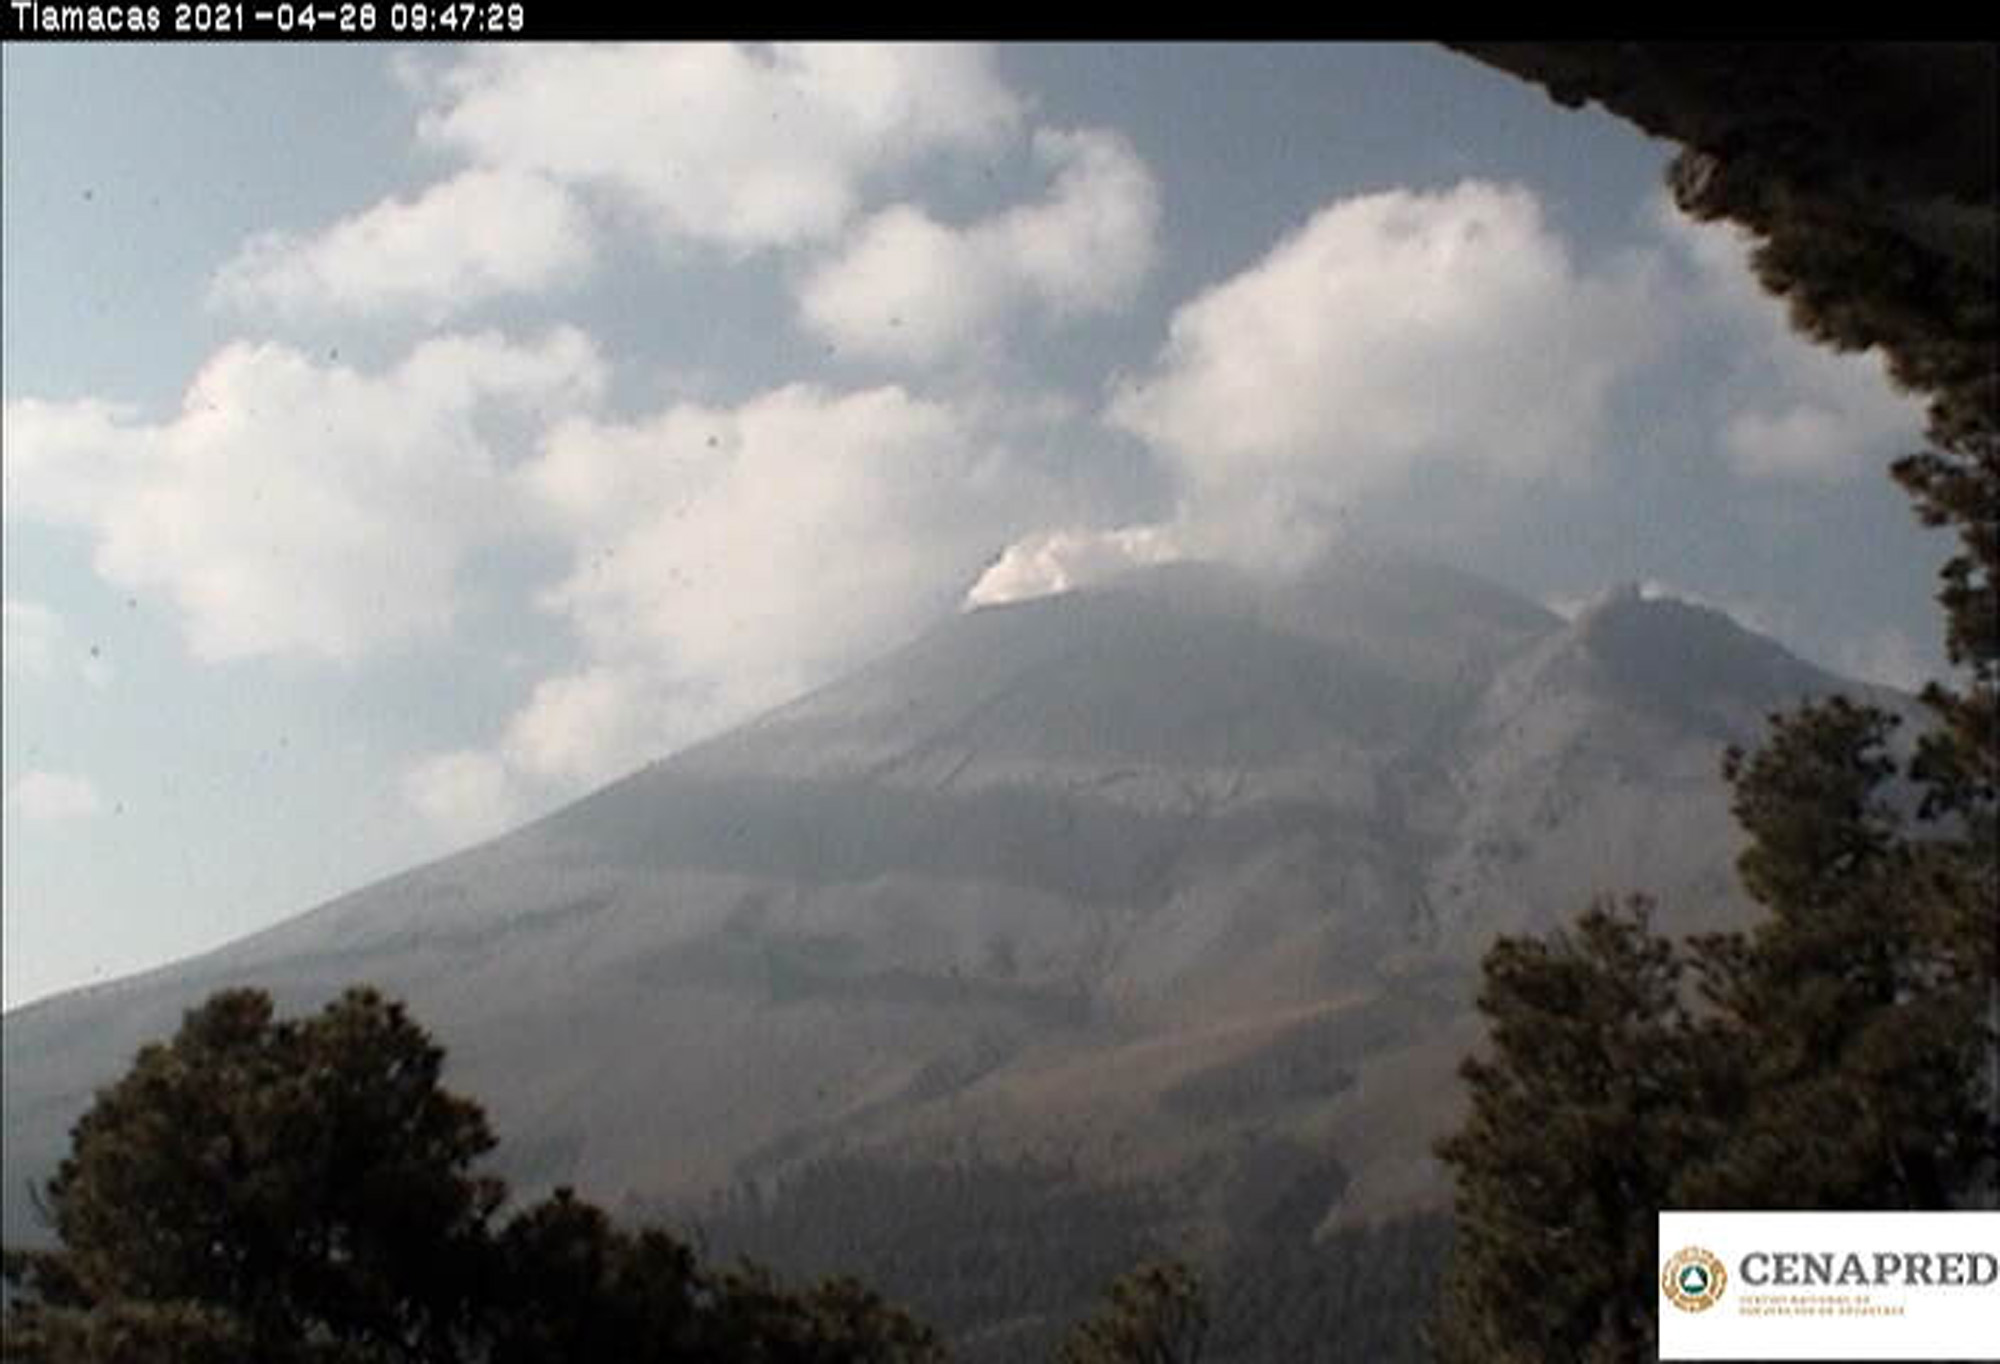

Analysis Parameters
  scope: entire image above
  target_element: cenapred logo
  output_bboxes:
[1661,1246,1729,1313]
[1660,1211,2000,1360]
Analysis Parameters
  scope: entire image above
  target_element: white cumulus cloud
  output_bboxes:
[3,328,605,663]
[413,43,1022,256]
[524,383,1053,722]
[498,664,681,788]
[401,750,523,846]
[1107,180,1662,567]
[1,599,114,688]
[6,771,105,822]
[392,379,1065,832]
[1658,207,1923,481]
[799,127,1161,364]
[212,169,595,320]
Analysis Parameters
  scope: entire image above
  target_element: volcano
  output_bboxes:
[1,553,1875,1251]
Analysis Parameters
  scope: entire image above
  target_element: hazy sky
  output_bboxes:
[1,43,1948,1008]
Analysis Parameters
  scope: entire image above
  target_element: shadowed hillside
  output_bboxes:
[3,552,1890,1263]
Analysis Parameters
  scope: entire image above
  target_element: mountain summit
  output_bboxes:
[1,555,1868,1247]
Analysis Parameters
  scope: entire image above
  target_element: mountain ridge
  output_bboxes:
[2,554,1888,1250]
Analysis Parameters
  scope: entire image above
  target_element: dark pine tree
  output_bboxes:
[2,988,947,1364]
[3,988,501,1363]
[1055,1261,1209,1364]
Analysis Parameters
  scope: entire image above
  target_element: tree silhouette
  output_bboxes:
[1,987,945,1364]
[1055,1261,1208,1364]
[1432,899,1704,1364]
[4,987,499,1362]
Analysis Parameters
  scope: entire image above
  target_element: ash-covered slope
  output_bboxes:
[1,557,1870,1246]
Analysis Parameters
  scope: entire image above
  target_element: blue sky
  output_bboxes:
[1,43,1948,1008]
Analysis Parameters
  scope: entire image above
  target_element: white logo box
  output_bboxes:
[1659,1211,2000,1360]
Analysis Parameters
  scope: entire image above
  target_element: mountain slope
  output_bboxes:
[1,556,1874,1249]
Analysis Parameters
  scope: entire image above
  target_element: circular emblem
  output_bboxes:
[1661,1246,1728,1312]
